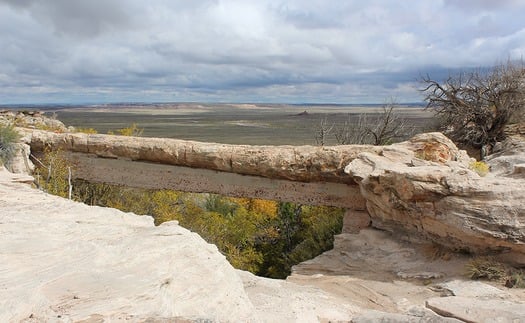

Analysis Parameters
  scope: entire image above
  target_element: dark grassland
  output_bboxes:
[50,103,432,145]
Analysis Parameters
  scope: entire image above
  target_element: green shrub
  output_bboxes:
[0,124,20,166]
[466,257,525,288]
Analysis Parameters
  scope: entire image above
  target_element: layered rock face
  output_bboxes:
[345,132,525,265]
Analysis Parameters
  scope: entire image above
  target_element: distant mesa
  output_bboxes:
[294,110,309,117]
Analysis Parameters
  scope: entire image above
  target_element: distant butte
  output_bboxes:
[294,110,309,116]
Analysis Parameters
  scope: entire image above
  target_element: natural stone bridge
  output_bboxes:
[23,129,525,265]
[27,129,380,210]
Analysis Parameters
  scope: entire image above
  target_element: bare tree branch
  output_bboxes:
[332,102,414,145]
[314,117,334,146]
[422,60,525,148]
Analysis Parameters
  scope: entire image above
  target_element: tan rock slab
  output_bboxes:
[351,308,462,323]
[342,209,371,233]
[426,296,525,323]
[0,167,366,322]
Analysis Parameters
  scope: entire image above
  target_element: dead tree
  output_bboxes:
[314,117,334,146]
[334,114,369,145]
[367,104,413,145]
[422,60,525,149]
[333,103,413,145]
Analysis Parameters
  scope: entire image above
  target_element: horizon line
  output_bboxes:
[0,101,426,108]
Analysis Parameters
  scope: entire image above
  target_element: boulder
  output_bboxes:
[486,135,525,178]
[239,271,359,322]
[345,132,525,265]
[435,280,514,299]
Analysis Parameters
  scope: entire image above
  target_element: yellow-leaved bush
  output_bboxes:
[469,161,489,176]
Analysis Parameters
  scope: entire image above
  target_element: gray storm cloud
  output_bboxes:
[0,0,524,104]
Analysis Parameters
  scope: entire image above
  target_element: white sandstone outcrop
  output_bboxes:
[0,110,68,132]
[4,110,525,321]
[345,132,525,265]
[0,168,256,322]
[0,167,360,322]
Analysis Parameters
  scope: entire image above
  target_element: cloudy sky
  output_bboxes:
[1,0,524,104]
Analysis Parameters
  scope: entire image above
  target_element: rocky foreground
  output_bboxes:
[2,167,525,322]
[0,168,358,322]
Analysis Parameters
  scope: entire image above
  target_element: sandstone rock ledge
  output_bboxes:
[0,168,357,322]
[345,132,525,266]
[291,224,525,323]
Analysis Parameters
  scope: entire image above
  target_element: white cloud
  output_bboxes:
[0,0,524,104]
[443,0,525,11]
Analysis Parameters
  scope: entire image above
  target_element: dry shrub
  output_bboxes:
[466,257,506,281]
[469,161,489,176]
[422,243,452,261]
[505,270,525,289]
